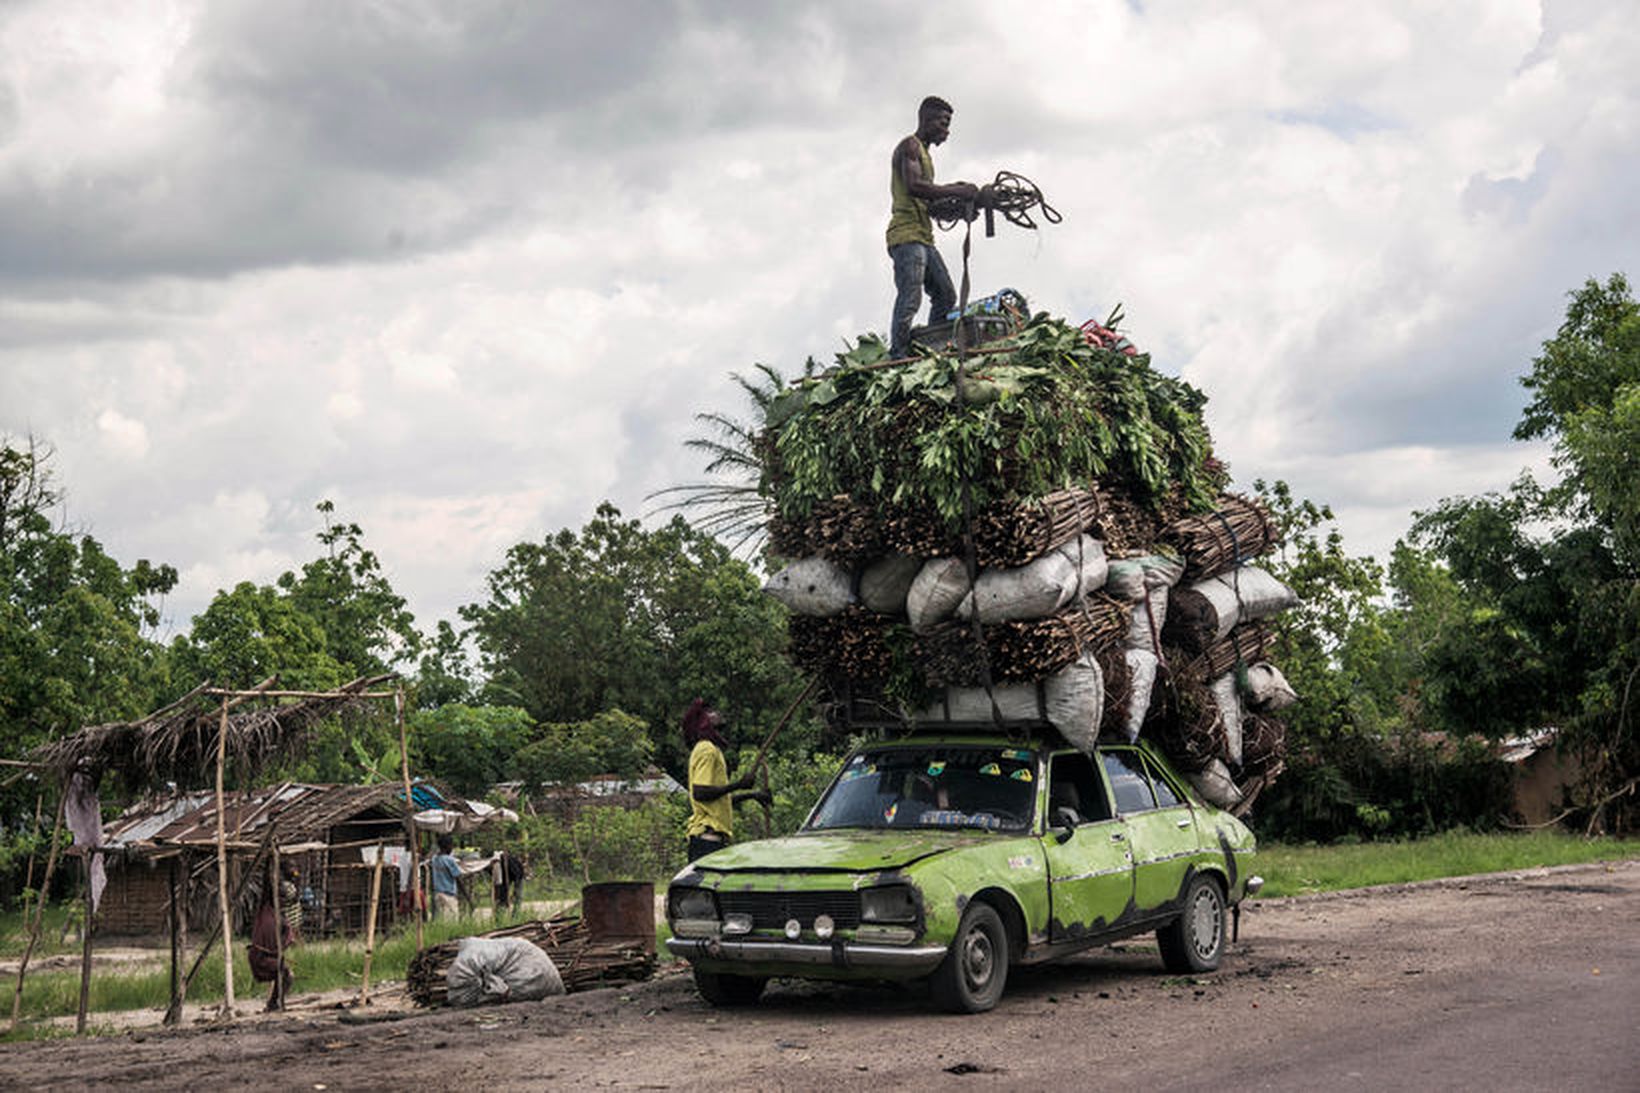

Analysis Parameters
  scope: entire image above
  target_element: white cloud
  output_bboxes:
[1,0,1634,633]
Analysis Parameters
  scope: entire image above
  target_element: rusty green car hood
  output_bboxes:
[694,830,991,873]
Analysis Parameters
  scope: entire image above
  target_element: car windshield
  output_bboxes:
[806,745,1038,833]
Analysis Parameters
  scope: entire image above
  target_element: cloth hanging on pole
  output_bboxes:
[64,768,106,914]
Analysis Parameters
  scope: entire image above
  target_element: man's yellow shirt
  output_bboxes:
[687,739,733,838]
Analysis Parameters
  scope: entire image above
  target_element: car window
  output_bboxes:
[1142,755,1184,808]
[1102,750,1157,814]
[807,745,1038,832]
[1048,752,1111,825]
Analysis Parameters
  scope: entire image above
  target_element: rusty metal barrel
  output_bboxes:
[581,881,655,954]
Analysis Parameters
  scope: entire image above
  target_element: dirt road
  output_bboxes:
[3,859,1637,1091]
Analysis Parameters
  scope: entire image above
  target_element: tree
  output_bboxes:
[278,500,421,673]
[461,503,812,778]
[407,704,533,797]
[1410,274,1640,830]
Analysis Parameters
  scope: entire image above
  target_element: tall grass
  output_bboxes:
[1255,830,1640,898]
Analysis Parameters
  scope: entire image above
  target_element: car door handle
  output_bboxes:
[1110,832,1125,842]
[1176,818,1192,828]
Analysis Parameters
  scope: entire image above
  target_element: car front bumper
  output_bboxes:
[666,935,948,974]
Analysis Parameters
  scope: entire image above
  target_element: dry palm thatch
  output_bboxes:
[32,674,396,790]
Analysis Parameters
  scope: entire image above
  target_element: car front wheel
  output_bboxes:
[1157,874,1226,973]
[931,902,1009,1013]
[692,967,767,1006]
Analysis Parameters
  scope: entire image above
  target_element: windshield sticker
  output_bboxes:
[883,802,898,823]
[979,763,1001,777]
[847,755,864,766]
[926,761,947,777]
[1010,768,1033,782]
[1001,749,1032,761]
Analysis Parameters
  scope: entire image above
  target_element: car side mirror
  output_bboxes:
[1052,806,1079,843]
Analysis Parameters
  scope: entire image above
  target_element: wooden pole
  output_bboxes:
[10,794,66,1033]
[358,842,385,1006]
[181,825,275,996]
[269,844,284,1011]
[19,791,43,926]
[75,851,93,1035]
[214,696,236,1019]
[395,686,422,949]
[165,855,184,1026]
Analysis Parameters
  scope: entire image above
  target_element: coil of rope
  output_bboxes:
[929,170,1062,236]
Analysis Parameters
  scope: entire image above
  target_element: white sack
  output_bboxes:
[763,557,854,617]
[957,536,1107,624]
[1171,566,1299,645]
[1209,673,1245,766]
[1189,759,1244,810]
[1245,662,1299,711]
[1124,585,1170,652]
[919,653,1103,748]
[1105,552,1187,602]
[446,937,565,1008]
[859,553,922,615]
[1122,648,1160,743]
[907,558,971,631]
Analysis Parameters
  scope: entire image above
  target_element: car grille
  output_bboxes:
[717,890,861,930]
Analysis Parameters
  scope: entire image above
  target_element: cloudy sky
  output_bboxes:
[2,0,1635,639]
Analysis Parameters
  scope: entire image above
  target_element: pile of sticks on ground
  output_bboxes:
[407,915,656,1007]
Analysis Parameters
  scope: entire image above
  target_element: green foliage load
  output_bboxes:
[761,315,1226,529]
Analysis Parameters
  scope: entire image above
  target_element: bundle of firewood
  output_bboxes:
[407,915,656,1007]
[914,598,1129,686]
[1163,495,1280,581]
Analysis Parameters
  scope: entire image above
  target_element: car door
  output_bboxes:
[1101,747,1201,912]
[1041,751,1133,941]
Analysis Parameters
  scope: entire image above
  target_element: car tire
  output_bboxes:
[931,901,1009,1014]
[692,967,767,1006]
[1157,873,1226,974]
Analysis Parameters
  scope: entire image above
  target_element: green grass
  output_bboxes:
[1255,830,1640,898]
[0,906,549,1041]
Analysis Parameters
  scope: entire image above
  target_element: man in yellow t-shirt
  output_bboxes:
[886,95,980,359]
[682,698,769,861]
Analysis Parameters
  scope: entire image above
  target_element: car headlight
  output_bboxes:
[859,884,918,924]
[669,887,718,922]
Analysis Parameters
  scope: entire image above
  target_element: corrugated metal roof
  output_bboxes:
[104,782,410,851]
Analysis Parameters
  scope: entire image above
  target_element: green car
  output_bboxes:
[665,734,1261,1013]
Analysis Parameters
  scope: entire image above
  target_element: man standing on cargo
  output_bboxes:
[682,698,769,861]
[887,95,980,359]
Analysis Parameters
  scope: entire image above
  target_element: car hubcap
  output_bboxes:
[963,929,995,990]
[1190,888,1222,960]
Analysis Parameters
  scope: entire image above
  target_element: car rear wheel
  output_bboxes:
[1157,874,1226,973]
[692,967,767,1006]
[931,902,1008,1013]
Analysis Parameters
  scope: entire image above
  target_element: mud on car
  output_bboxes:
[666,735,1261,1013]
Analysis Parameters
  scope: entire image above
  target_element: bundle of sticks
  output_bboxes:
[914,597,1129,686]
[1183,623,1278,681]
[788,609,901,680]
[1240,712,1288,777]
[970,487,1102,568]
[1164,495,1280,581]
[407,915,656,1007]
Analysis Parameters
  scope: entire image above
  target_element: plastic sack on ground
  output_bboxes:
[763,557,855,617]
[919,652,1103,748]
[1209,672,1244,766]
[1244,662,1299,711]
[957,535,1107,624]
[858,553,922,615]
[446,936,565,1008]
[907,557,971,631]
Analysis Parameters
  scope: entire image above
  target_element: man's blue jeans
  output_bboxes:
[889,242,956,359]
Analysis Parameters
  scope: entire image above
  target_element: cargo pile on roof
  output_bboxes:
[759,308,1298,812]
